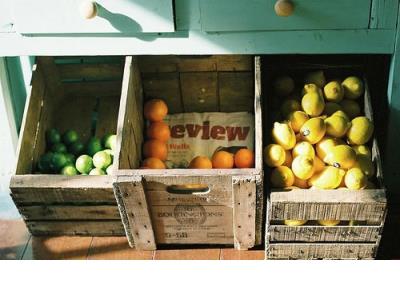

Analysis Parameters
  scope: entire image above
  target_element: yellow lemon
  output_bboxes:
[281,99,301,118]
[313,156,325,173]
[345,168,367,190]
[315,136,341,160]
[342,76,364,100]
[352,145,372,159]
[340,99,361,119]
[324,145,357,169]
[273,75,295,96]
[292,141,315,159]
[318,220,341,226]
[324,81,344,102]
[264,144,286,167]
[301,83,323,96]
[287,111,309,133]
[309,166,346,190]
[323,102,342,116]
[332,110,350,122]
[324,115,351,138]
[301,91,325,117]
[270,166,295,188]
[284,220,308,226]
[282,150,293,167]
[272,122,296,150]
[304,70,326,88]
[353,155,375,178]
[292,155,315,180]
[347,116,374,145]
[293,177,310,189]
[300,117,326,144]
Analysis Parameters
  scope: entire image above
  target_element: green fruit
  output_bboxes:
[103,134,117,150]
[103,149,114,157]
[51,153,68,172]
[65,153,76,165]
[46,128,61,145]
[89,168,106,175]
[63,130,79,145]
[93,151,112,170]
[69,141,85,156]
[61,165,78,176]
[106,165,113,175]
[86,137,103,156]
[37,152,54,173]
[75,155,94,174]
[51,142,67,153]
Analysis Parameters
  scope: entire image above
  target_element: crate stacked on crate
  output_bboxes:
[112,55,264,250]
[10,56,126,236]
[263,57,387,259]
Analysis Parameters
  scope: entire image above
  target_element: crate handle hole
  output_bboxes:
[166,184,210,195]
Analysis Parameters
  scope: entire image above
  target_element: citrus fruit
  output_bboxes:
[106,165,114,175]
[62,130,79,145]
[75,155,93,174]
[189,156,213,169]
[273,75,295,96]
[304,70,326,88]
[340,99,361,119]
[332,110,350,121]
[300,117,326,144]
[323,102,342,116]
[142,158,166,169]
[324,145,356,169]
[69,141,85,156]
[89,168,106,175]
[292,155,315,180]
[270,166,294,188]
[281,99,301,117]
[352,145,372,159]
[234,148,255,168]
[51,153,68,172]
[46,128,61,145]
[324,81,344,102]
[315,136,341,160]
[309,166,346,190]
[37,152,54,173]
[103,149,114,158]
[313,156,325,173]
[86,137,103,156]
[212,151,234,169]
[347,116,374,145]
[342,76,364,100]
[93,151,112,170]
[318,220,340,226]
[282,150,293,167]
[301,91,325,117]
[147,121,171,143]
[292,141,315,159]
[61,165,78,176]
[264,144,286,167]
[144,99,168,122]
[324,114,351,138]
[51,143,67,153]
[345,168,367,190]
[284,220,308,226]
[293,177,310,189]
[103,134,117,150]
[65,153,76,166]
[287,111,309,133]
[302,83,323,96]
[143,139,168,161]
[272,122,296,150]
[353,154,375,178]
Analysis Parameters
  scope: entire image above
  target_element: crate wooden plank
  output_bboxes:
[96,95,120,138]
[64,81,121,97]
[19,205,120,220]
[269,225,381,242]
[219,72,253,112]
[266,243,378,260]
[58,63,123,80]
[254,57,263,171]
[26,220,125,236]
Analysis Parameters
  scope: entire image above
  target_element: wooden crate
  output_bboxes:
[113,55,264,250]
[9,56,126,236]
[263,58,387,259]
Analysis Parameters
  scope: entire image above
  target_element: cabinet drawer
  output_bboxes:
[200,0,372,32]
[12,0,175,34]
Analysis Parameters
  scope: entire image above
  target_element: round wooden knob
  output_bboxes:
[79,1,97,19]
[274,0,294,17]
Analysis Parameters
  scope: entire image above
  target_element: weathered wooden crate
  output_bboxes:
[263,58,387,259]
[113,55,264,250]
[9,56,125,236]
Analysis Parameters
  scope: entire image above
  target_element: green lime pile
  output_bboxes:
[37,129,117,176]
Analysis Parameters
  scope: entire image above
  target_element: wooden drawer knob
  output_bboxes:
[274,0,294,17]
[79,1,98,19]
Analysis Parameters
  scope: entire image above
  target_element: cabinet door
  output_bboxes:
[200,0,372,32]
[12,0,174,34]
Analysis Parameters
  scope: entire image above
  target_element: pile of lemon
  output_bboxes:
[265,70,376,192]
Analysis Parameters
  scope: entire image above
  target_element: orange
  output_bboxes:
[189,156,213,169]
[144,99,168,122]
[147,121,171,143]
[142,158,166,169]
[143,139,168,161]
[234,148,255,168]
[212,151,234,169]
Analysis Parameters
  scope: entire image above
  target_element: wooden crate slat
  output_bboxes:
[95,95,120,138]
[219,72,253,112]
[64,80,122,97]
[58,63,123,80]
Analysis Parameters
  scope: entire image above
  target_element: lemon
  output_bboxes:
[340,99,361,119]
[304,70,326,88]
[287,111,309,133]
[342,76,364,100]
[315,137,341,160]
[332,110,350,122]
[272,122,296,150]
[324,145,357,169]
[353,155,375,178]
[271,166,295,188]
[324,81,344,102]
[300,117,326,144]
[347,116,374,145]
[274,75,295,96]
[292,141,315,159]
[301,91,325,117]
[323,102,342,116]
[318,220,340,226]
[281,99,302,117]
[284,220,308,226]
[292,155,315,180]
[345,168,367,190]
[352,145,372,159]
[264,144,286,167]
[282,150,293,167]
[294,177,310,189]
[324,115,351,138]
[313,156,325,173]
[309,166,346,190]
[301,83,323,96]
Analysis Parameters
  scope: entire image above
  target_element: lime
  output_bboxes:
[93,151,112,169]
[65,153,76,165]
[103,134,117,150]
[69,141,85,156]
[75,155,93,174]
[51,142,67,153]
[61,165,78,176]
[89,168,106,175]
[51,153,68,172]
[63,130,79,145]
[37,152,54,173]
[103,149,114,157]
[106,165,113,175]
[86,137,103,156]
[46,128,61,145]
